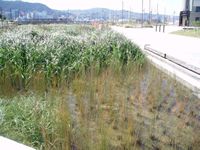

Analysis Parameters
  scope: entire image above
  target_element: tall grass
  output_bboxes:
[0,24,144,93]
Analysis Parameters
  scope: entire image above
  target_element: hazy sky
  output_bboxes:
[22,0,184,15]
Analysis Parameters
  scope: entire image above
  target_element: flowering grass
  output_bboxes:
[0,24,144,93]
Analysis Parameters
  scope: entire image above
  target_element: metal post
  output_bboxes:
[173,11,175,25]
[10,8,12,21]
[163,24,165,32]
[129,7,131,23]
[149,0,151,24]
[122,0,124,25]
[142,0,144,27]
[164,7,166,25]
[157,3,159,24]
[101,8,103,24]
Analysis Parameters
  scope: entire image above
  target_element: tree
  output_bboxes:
[0,14,6,20]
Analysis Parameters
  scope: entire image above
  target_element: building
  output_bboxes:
[179,0,200,26]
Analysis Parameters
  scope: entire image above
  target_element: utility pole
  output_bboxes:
[122,0,124,25]
[157,3,159,24]
[173,11,175,25]
[149,0,151,24]
[102,8,103,24]
[10,8,12,21]
[142,0,144,27]
[129,7,131,23]
[164,7,166,24]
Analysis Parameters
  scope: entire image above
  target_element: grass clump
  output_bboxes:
[172,29,200,38]
[0,93,57,148]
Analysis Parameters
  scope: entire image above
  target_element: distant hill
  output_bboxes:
[70,8,150,21]
[70,8,179,22]
[0,0,53,14]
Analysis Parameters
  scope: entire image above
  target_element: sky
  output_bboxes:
[22,0,185,15]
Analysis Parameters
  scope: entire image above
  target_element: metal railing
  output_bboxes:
[144,44,200,76]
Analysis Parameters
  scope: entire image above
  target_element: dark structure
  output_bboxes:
[179,0,200,26]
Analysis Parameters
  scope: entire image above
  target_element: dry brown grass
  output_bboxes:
[1,61,200,150]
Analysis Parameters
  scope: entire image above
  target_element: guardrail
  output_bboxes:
[144,44,200,76]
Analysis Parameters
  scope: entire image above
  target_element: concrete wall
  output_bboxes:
[193,0,200,6]
[190,12,200,20]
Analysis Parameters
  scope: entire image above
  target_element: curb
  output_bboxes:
[0,136,35,150]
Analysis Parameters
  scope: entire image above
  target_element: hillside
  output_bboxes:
[69,8,142,20]
[0,0,53,13]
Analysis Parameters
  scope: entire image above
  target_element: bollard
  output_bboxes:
[163,25,165,33]
[159,25,161,32]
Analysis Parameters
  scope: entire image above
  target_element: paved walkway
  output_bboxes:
[112,26,200,97]
[0,136,35,150]
[112,26,200,69]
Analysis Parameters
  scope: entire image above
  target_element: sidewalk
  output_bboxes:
[112,26,200,69]
[0,136,35,150]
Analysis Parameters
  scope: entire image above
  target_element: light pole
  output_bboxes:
[164,7,166,24]
[157,2,159,24]
[173,11,175,25]
[149,0,151,24]
[10,8,12,21]
[122,0,124,25]
[142,0,144,27]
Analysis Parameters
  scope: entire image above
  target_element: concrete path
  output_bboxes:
[112,26,200,97]
[112,26,200,69]
[0,136,35,150]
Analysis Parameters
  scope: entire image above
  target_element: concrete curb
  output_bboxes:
[0,136,35,150]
